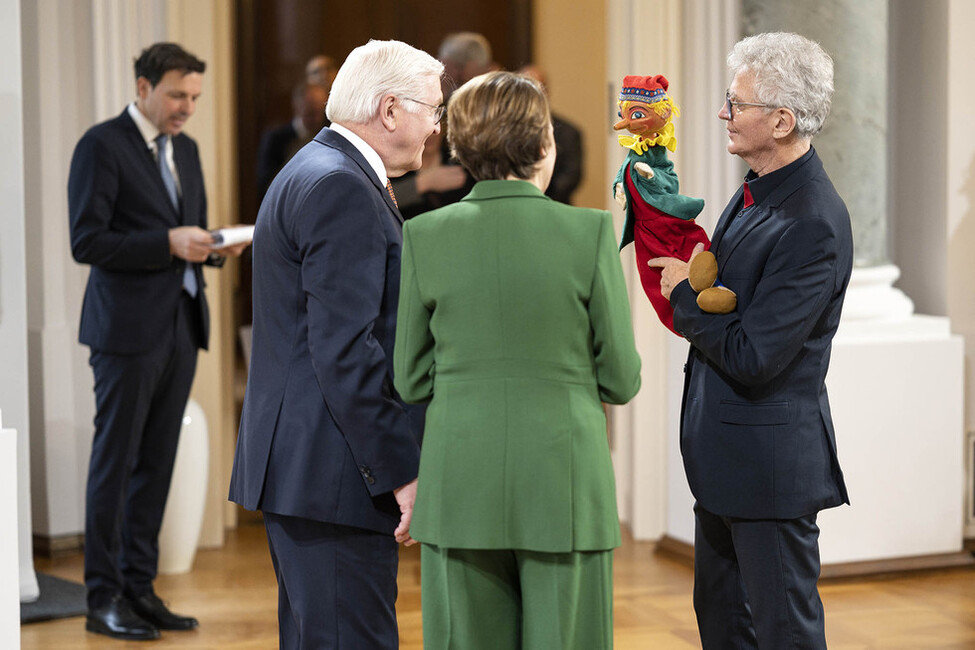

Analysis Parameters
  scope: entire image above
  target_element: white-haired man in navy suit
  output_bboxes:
[650,32,852,649]
[230,39,444,649]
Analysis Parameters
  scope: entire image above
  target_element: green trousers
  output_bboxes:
[420,543,614,650]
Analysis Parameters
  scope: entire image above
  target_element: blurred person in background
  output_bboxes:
[389,31,494,218]
[519,63,584,204]
[256,82,329,198]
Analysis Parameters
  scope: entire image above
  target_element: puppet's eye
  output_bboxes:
[617,110,622,118]
[630,110,646,119]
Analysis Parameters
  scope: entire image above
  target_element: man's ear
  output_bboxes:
[771,107,797,140]
[136,76,152,102]
[378,94,398,132]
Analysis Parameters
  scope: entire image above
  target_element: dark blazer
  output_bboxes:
[68,109,209,354]
[546,113,583,204]
[256,122,297,197]
[229,127,421,535]
[671,148,852,520]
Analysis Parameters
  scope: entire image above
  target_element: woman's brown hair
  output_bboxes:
[447,70,551,181]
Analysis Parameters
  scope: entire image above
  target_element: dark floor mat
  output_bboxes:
[20,573,86,624]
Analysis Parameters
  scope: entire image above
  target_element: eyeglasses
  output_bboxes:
[401,97,446,124]
[724,91,774,119]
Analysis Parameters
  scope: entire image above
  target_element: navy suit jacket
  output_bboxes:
[672,148,852,520]
[229,127,422,534]
[68,109,209,354]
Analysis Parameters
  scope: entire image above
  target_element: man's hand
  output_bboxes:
[169,226,215,262]
[211,241,249,258]
[415,165,466,194]
[647,242,706,300]
[392,479,418,546]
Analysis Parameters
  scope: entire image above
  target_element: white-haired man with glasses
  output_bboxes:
[650,32,852,649]
[230,39,443,649]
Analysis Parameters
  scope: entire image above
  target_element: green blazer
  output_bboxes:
[394,180,641,552]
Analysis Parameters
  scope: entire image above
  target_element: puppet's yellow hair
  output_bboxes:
[619,97,680,120]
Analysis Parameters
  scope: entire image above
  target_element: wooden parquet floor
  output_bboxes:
[22,519,975,649]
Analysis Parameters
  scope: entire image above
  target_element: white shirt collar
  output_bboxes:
[127,102,163,148]
[329,122,387,186]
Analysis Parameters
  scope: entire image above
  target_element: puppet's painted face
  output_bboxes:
[614,101,671,136]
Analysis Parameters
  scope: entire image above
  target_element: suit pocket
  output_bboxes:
[719,400,790,426]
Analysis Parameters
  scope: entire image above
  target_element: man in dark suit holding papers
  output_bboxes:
[69,42,245,641]
[649,32,852,649]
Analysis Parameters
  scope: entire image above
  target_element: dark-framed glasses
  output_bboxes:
[402,97,446,124]
[724,91,774,119]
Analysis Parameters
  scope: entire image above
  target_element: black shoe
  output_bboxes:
[86,595,161,641]
[128,591,199,631]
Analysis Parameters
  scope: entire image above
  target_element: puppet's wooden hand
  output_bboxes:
[634,161,655,179]
[614,183,627,209]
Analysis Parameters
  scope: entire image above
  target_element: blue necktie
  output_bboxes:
[156,134,197,298]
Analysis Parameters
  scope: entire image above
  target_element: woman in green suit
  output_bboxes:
[394,71,641,650]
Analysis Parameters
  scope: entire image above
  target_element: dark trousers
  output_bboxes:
[263,512,400,650]
[84,293,200,609]
[693,503,827,650]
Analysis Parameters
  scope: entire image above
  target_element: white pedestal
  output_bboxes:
[157,400,209,575]
[1,424,22,649]
[818,315,964,563]
[664,315,966,567]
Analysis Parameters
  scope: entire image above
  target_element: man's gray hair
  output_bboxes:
[438,32,492,67]
[728,32,834,139]
[326,40,444,125]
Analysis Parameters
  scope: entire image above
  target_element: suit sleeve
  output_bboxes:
[672,215,839,386]
[68,130,172,270]
[393,222,435,403]
[549,122,583,202]
[590,211,642,403]
[297,171,419,496]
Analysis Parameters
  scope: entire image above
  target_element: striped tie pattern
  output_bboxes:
[156,134,198,298]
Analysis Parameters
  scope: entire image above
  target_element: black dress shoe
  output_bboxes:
[86,595,161,641]
[128,592,199,630]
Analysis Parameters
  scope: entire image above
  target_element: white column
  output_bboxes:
[945,0,975,539]
[606,0,739,541]
[1,418,21,646]
[21,0,164,546]
[1,0,39,603]
[606,0,679,541]
[664,0,742,544]
[722,0,967,564]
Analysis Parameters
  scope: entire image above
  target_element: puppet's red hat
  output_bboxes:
[619,74,670,104]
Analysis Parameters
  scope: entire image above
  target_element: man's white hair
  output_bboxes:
[326,40,444,125]
[728,32,834,139]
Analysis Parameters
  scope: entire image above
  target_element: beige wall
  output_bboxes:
[167,0,240,547]
[533,0,609,211]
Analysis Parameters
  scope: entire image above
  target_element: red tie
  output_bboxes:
[742,181,754,208]
[385,179,398,208]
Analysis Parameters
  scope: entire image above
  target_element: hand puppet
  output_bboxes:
[613,74,736,334]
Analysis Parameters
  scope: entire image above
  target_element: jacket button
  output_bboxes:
[359,465,375,485]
